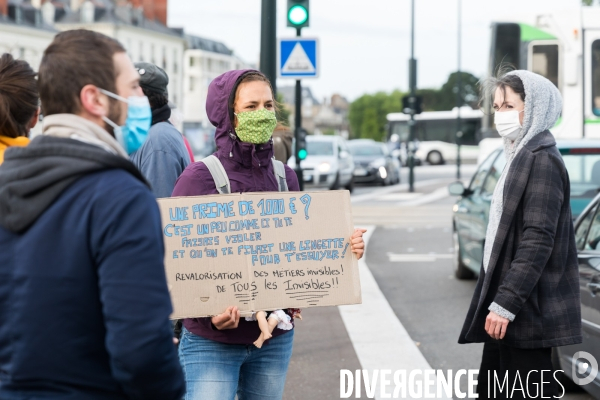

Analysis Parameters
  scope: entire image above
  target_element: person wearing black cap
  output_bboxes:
[130,62,190,198]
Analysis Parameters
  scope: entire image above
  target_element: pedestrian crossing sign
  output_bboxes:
[278,38,319,79]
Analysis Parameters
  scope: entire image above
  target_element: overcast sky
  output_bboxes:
[169,0,582,101]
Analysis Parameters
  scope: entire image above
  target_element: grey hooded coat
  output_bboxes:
[458,71,582,348]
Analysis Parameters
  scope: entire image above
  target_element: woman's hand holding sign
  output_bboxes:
[211,306,241,330]
[351,228,367,260]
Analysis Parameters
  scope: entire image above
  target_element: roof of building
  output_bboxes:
[2,1,57,32]
[278,85,320,106]
[185,34,233,55]
[55,1,183,38]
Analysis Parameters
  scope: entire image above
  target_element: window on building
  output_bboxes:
[189,77,195,92]
[162,46,167,70]
[592,40,600,116]
[531,43,559,89]
[207,58,213,72]
[139,42,144,62]
[190,56,195,67]
[151,44,155,64]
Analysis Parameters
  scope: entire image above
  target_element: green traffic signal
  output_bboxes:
[288,5,308,26]
[286,0,309,29]
[298,148,308,160]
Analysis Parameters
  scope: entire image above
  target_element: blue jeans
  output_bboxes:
[178,327,294,400]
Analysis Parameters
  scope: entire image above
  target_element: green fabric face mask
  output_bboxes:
[234,108,277,144]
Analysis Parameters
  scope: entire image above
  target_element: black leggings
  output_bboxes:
[476,341,559,399]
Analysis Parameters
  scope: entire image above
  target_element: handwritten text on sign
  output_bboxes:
[157,191,361,319]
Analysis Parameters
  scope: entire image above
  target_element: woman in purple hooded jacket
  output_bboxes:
[172,70,365,400]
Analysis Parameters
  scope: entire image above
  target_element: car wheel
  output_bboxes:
[381,175,387,186]
[345,177,354,193]
[329,173,340,190]
[552,348,584,393]
[427,151,444,165]
[453,229,474,280]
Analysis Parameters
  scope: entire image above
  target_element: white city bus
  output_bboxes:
[386,107,484,165]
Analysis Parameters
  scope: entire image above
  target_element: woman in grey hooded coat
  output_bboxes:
[458,70,582,398]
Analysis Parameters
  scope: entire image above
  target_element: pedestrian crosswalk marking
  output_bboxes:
[387,253,453,262]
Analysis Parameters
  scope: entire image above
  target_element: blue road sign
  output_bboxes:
[278,38,319,79]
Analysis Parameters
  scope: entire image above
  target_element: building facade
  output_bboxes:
[181,35,250,158]
[0,1,55,71]
[53,0,186,107]
[183,35,250,129]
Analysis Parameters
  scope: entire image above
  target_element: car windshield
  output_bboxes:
[562,151,600,216]
[306,141,334,156]
[348,145,383,157]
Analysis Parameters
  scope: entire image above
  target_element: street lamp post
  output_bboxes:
[456,0,462,180]
[408,0,417,193]
[259,0,277,96]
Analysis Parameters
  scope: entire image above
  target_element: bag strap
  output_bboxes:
[272,158,288,192]
[200,155,230,194]
[201,155,287,194]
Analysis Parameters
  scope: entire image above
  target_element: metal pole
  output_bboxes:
[259,0,277,96]
[294,28,304,190]
[456,0,462,179]
[408,0,416,193]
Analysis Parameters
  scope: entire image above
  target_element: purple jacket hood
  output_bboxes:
[207,69,273,164]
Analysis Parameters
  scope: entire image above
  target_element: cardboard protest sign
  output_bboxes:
[157,191,361,319]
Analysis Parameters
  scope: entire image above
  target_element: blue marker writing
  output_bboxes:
[300,194,311,220]
[341,242,349,258]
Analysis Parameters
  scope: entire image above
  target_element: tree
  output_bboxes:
[348,71,479,139]
[348,89,403,140]
[582,0,593,6]
[276,93,291,126]
[438,71,481,109]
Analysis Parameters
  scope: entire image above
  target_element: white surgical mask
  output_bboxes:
[494,109,524,141]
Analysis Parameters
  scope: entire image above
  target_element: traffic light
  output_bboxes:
[287,0,309,29]
[296,127,308,161]
[402,95,423,115]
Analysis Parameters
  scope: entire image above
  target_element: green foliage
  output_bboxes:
[348,71,479,138]
[582,0,593,6]
[322,128,336,136]
[276,93,291,126]
[348,90,403,140]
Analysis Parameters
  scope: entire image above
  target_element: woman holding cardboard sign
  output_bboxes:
[172,69,365,400]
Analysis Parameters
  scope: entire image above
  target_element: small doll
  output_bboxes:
[249,308,302,348]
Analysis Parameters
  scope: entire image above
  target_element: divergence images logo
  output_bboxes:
[572,351,598,386]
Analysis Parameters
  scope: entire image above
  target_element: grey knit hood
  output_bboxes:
[502,70,562,160]
[483,70,563,276]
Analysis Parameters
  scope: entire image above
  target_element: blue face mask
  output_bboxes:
[100,89,152,154]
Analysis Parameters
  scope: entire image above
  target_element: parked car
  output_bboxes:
[288,135,355,191]
[348,139,400,185]
[552,193,600,398]
[449,140,600,280]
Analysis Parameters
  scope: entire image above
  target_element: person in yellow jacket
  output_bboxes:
[0,53,39,164]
